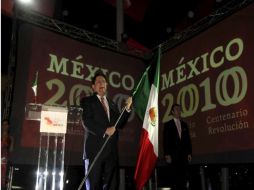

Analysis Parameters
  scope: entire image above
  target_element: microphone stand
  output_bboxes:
[77,106,127,190]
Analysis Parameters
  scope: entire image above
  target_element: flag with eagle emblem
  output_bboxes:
[133,46,161,190]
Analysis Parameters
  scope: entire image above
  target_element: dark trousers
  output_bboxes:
[84,153,119,190]
[171,160,189,190]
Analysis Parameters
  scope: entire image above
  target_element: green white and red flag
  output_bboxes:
[133,46,161,190]
[32,71,38,102]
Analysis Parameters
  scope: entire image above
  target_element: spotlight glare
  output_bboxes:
[18,0,33,5]
[43,170,48,176]
[59,171,64,176]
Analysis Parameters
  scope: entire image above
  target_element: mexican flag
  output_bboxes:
[133,47,161,190]
[32,71,38,97]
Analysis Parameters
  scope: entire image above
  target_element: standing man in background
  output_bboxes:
[163,103,192,190]
[80,71,132,190]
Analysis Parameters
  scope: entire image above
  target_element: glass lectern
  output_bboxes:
[25,103,83,190]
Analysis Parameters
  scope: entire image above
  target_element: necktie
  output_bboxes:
[100,97,108,115]
[176,119,182,138]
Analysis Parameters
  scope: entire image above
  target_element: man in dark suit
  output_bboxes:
[163,103,192,190]
[80,71,132,190]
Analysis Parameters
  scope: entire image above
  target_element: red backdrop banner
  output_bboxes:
[160,4,254,159]
[11,23,145,166]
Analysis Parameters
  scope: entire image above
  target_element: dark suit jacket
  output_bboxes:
[163,119,192,163]
[80,94,130,160]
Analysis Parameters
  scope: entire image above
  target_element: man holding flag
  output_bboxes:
[133,46,161,190]
[80,71,133,190]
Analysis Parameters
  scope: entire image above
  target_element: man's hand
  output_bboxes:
[165,155,172,164]
[125,96,132,111]
[105,127,116,136]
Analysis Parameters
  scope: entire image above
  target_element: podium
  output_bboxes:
[25,103,83,190]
